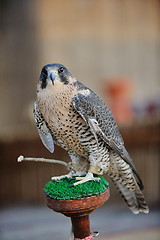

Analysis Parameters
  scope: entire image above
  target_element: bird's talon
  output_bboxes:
[64,177,69,180]
[51,174,73,182]
[51,179,60,182]
[68,177,76,182]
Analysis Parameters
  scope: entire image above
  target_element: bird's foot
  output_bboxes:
[51,173,73,182]
[70,172,101,187]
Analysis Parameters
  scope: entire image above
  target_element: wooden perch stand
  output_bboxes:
[17,156,110,239]
[45,189,110,239]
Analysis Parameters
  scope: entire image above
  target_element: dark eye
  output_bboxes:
[58,67,64,74]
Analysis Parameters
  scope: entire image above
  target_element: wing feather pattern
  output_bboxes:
[72,85,143,190]
[33,101,54,153]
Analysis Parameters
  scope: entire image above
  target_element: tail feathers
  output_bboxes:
[109,151,149,214]
[115,181,149,214]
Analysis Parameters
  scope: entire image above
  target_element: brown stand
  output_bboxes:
[46,189,110,239]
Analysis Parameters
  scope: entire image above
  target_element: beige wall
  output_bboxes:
[36,0,160,102]
[0,0,160,137]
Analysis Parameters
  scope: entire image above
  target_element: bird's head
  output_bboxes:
[38,63,75,90]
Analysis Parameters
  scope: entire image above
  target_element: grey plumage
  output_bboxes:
[72,84,143,189]
[34,63,149,214]
[33,101,54,153]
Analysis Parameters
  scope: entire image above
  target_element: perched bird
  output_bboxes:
[34,63,149,214]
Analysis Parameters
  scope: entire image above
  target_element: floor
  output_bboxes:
[0,202,159,240]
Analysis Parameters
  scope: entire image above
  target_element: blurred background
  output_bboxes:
[0,0,160,239]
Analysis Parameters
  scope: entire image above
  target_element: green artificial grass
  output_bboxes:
[44,176,109,200]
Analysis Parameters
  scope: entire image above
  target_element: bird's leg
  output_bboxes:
[71,172,101,186]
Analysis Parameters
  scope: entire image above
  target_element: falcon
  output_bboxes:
[34,63,149,214]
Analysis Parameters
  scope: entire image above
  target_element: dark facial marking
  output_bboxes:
[40,67,48,89]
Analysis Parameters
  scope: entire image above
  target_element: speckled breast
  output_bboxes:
[37,86,89,156]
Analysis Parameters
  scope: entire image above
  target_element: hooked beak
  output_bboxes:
[48,71,58,85]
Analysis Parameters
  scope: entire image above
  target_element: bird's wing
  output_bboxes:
[72,87,143,190]
[33,101,54,153]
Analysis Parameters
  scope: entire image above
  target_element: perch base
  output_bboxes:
[46,189,110,239]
